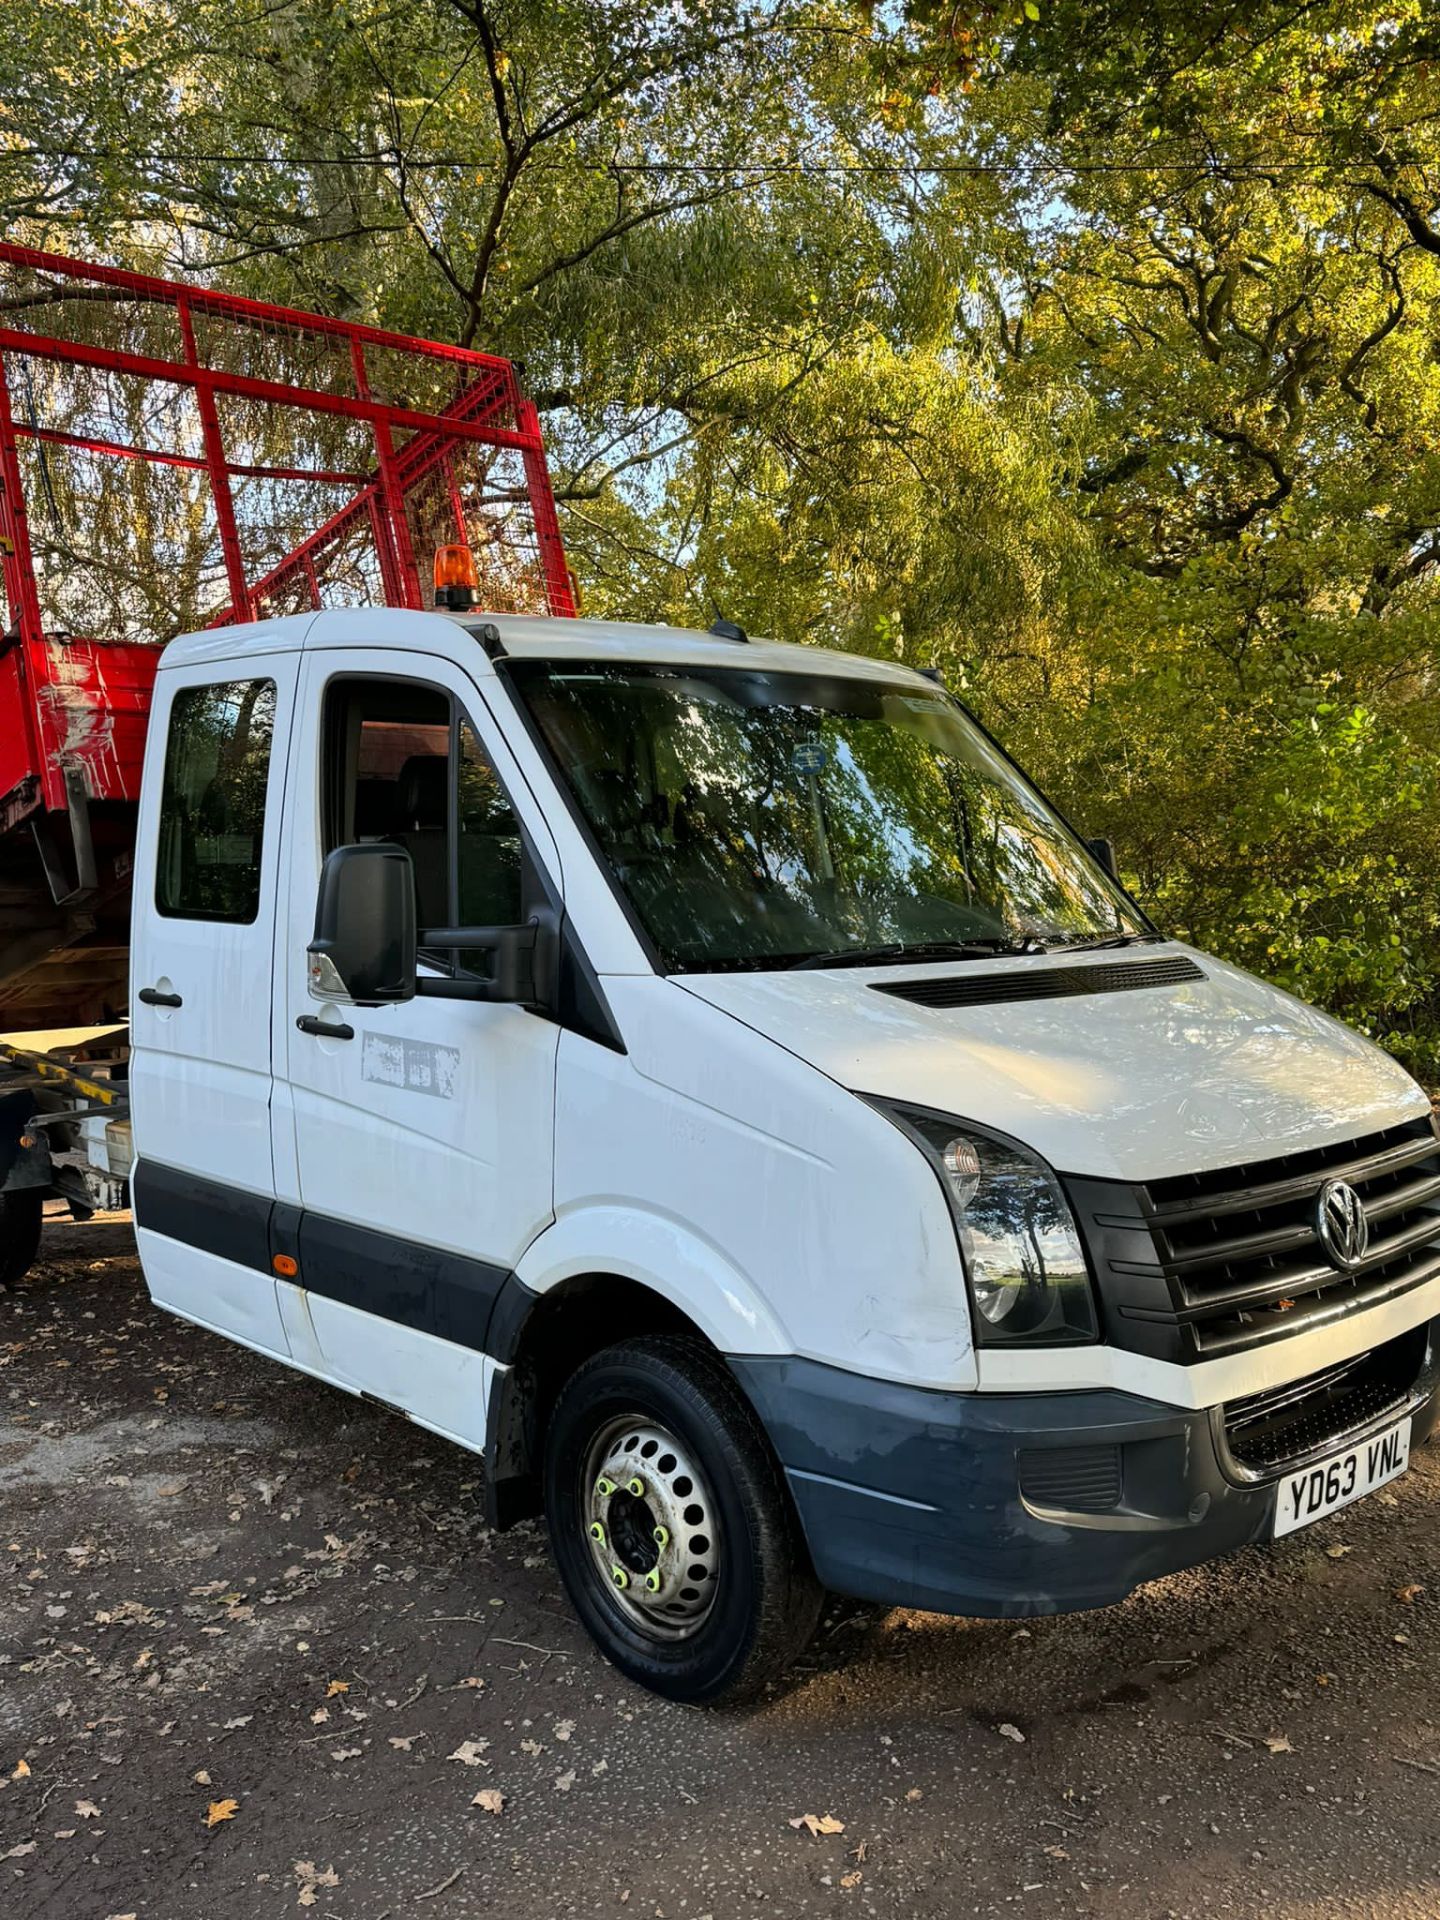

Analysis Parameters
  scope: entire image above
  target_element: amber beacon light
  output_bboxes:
[434,543,479,611]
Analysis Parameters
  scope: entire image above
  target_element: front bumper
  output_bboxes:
[729,1328,1440,1617]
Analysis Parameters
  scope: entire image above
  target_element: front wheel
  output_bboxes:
[543,1336,822,1705]
[0,1189,43,1290]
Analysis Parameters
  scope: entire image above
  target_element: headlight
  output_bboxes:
[878,1105,1098,1347]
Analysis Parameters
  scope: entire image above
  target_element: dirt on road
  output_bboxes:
[2,1217,1439,1920]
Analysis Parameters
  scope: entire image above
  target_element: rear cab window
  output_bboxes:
[155,678,276,922]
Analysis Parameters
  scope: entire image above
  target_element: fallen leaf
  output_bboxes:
[223,1715,253,1731]
[388,1735,420,1751]
[309,1709,329,1725]
[2,1842,36,1860]
[457,1676,485,1690]
[11,1758,30,1780]
[448,1740,490,1767]
[553,1769,576,1792]
[997,1723,1027,1744]
[840,1871,863,1888]
[1265,1733,1294,1755]
[1044,1844,1069,1860]
[294,1860,340,1907]
[75,1799,101,1819]
[471,1788,505,1815]
[205,1798,239,1827]
[554,1719,575,1743]
[193,1770,212,1786]
[520,1738,545,1756]
[329,1747,362,1762]
[1396,1583,1425,1604]
[1325,1544,1354,1559]
[905,1787,923,1802]
[325,1680,349,1698]
[789,1813,845,1837]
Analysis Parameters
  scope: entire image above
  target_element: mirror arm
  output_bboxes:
[415,975,499,1002]
[417,925,538,953]
[414,920,546,1007]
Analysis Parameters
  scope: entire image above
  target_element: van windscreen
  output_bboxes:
[504,660,1149,973]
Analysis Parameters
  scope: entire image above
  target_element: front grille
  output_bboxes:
[1066,1114,1440,1362]
[1221,1326,1430,1475]
[872,954,1204,1011]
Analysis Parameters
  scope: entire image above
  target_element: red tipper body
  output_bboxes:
[0,244,572,1028]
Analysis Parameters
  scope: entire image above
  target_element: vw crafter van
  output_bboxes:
[129,603,1440,1702]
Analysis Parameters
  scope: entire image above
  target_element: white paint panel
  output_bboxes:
[130,650,303,1209]
[550,983,977,1391]
[678,948,1428,1185]
[136,1228,289,1358]
[290,1288,494,1451]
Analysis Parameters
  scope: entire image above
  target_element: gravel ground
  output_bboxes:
[2,1215,1438,1920]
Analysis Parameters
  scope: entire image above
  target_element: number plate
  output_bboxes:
[1272,1416,1411,1538]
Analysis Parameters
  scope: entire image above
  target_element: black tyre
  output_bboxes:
[0,1189,43,1290]
[543,1335,823,1705]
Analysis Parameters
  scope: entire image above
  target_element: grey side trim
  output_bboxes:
[132,1159,272,1272]
[132,1158,509,1354]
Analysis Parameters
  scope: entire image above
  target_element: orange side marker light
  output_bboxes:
[273,1254,299,1278]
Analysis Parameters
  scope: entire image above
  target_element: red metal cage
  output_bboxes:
[0,242,574,828]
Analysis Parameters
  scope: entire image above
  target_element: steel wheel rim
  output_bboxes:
[581,1414,721,1640]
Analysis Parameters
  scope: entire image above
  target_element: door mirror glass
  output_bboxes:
[308,843,417,1005]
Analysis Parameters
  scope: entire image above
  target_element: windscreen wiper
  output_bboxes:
[790,937,1045,971]
[1042,931,1164,954]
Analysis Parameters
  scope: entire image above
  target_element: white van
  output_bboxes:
[129,605,1440,1702]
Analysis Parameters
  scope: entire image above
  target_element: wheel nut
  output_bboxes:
[626,1476,646,1498]
[595,1476,616,1498]
[644,1569,662,1592]
[652,1525,669,1549]
[588,1522,606,1545]
[610,1564,629,1590]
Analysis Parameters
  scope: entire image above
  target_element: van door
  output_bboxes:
[273,651,560,1448]
[129,653,300,1355]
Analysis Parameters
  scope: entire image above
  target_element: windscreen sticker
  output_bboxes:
[790,741,829,776]
[362,1032,460,1100]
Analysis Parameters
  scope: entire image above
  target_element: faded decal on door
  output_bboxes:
[362,1032,461,1099]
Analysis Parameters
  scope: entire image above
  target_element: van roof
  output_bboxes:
[456,611,925,683]
[158,606,930,687]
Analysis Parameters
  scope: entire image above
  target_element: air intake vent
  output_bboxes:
[1018,1446,1122,1513]
[872,955,1205,1011]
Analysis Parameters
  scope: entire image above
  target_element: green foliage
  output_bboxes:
[5,0,1440,1074]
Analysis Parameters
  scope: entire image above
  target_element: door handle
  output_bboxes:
[138,986,183,1008]
[296,1014,355,1041]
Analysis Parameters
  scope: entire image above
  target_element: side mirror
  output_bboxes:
[1087,836,1119,883]
[308,843,417,1006]
[414,920,541,1005]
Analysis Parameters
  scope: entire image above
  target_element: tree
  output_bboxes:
[943,2,1440,1070]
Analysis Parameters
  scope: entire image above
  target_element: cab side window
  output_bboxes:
[321,678,524,958]
[156,677,276,922]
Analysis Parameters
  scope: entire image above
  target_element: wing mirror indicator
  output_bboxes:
[308,843,417,1007]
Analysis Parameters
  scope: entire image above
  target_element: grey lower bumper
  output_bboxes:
[729,1346,1440,1618]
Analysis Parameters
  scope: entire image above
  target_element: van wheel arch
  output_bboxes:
[484,1273,723,1529]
